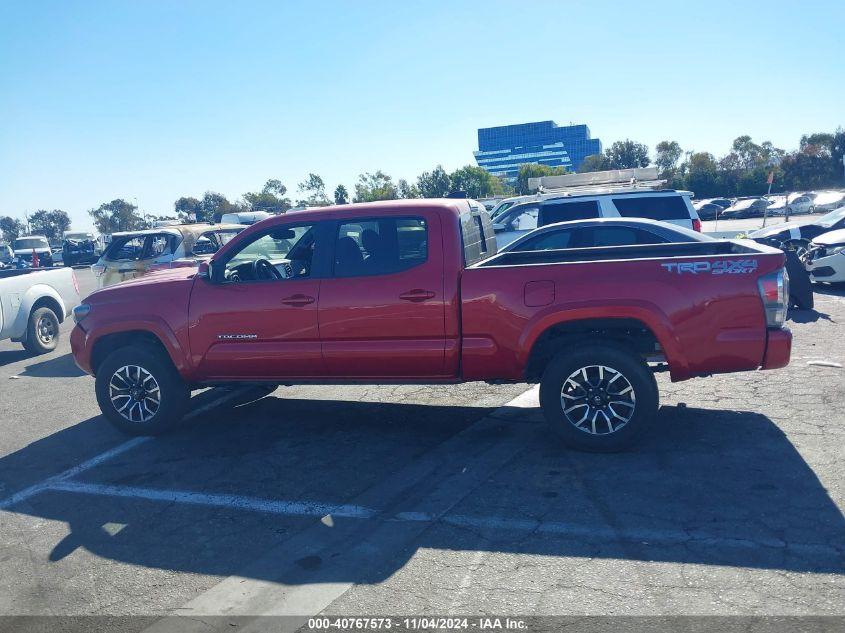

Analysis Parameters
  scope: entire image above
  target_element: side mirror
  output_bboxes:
[492,223,506,234]
[197,261,211,279]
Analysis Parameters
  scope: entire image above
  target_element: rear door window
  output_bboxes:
[334,217,428,278]
[146,234,175,259]
[612,195,690,220]
[539,200,601,225]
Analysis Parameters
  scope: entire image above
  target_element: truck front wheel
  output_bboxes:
[539,344,658,452]
[95,347,189,436]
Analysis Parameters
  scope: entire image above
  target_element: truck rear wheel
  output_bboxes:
[539,344,658,452]
[95,347,188,436]
[22,307,60,355]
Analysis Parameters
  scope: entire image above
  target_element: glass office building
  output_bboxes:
[474,121,602,181]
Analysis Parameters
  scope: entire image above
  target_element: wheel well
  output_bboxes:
[31,296,65,324]
[91,330,171,375]
[525,318,661,382]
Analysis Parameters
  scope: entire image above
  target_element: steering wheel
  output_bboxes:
[252,258,283,280]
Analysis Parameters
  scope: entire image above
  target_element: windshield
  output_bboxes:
[14,238,49,250]
[64,232,94,241]
[819,206,845,227]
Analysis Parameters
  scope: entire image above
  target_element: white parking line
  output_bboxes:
[48,481,374,519]
[0,385,260,511]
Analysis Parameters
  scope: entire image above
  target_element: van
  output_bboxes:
[491,190,701,248]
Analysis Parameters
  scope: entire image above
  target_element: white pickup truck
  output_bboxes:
[0,267,81,354]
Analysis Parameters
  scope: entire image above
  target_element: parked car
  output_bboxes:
[786,194,815,215]
[804,228,845,284]
[491,190,701,248]
[709,198,733,209]
[92,223,244,288]
[0,266,81,354]
[809,191,845,213]
[720,198,770,219]
[748,205,845,256]
[71,199,790,452]
[501,218,711,253]
[62,231,99,266]
[695,203,725,220]
[12,235,53,267]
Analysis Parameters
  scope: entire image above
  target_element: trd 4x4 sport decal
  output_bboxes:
[661,259,758,275]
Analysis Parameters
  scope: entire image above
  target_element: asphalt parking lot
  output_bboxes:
[1,268,844,626]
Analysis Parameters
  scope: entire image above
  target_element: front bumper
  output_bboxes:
[70,324,94,375]
[761,328,792,371]
[806,252,845,283]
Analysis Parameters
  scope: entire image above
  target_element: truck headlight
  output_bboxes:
[72,303,91,324]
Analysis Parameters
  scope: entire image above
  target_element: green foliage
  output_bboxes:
[334,184,349,205]
[242,180,291,216]
[29,209,71,241]
[353,171,398,202]
[88,199,146,234]
[606,140,651,169]
[174,196,202,222]
[297,173,329,206]
[655,141,683,177]
[514,163,567,195]
[578,153,612,173]
[0,216,24,242]
[449,165,508,199]
[416,165,451,198]
[397,179,420,199]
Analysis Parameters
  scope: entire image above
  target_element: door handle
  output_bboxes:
[399,289,436,302]
[281,294,316,307]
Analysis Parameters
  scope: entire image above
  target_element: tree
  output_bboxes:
[28,209,71,241]
[89,199,146,234]
[397,179,420,199]
[448,165,508,199]
[174,196,202,222]
[297,173,329,206]
[416,165,451,198]
[655,141,683,177]
[353,171,398,202]
[605,140,651,169]
[514,163,568,195]
[682,152,721,199]
[0,216,24,242]
[241,180,290,215]
[578,153,612,173]
[334,184,349,205]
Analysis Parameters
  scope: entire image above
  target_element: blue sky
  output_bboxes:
[1,0,843,231]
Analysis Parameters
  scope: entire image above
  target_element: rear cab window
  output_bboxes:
[460,203,497,266]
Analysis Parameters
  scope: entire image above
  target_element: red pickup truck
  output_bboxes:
[71,199,791,451]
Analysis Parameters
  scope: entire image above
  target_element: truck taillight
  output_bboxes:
[758,269,789,328]
[692,218,702,232]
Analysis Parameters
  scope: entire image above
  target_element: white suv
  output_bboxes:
[491,190,701,248]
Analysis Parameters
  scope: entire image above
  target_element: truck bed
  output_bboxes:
[459,239,785,383]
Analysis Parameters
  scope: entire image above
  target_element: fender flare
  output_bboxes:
[87,316,190,375]
[517,300,688,377]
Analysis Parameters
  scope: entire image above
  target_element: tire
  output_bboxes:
[95,346,189,436]
[539,343,658,452]
[22,307,60,355]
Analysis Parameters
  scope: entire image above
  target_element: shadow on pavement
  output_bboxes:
[1,396,843,585]
[789,308,833,324]
[19,352,87,378]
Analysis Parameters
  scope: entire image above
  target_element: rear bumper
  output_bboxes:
[761,327,791,370]
[70,324,94,375]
